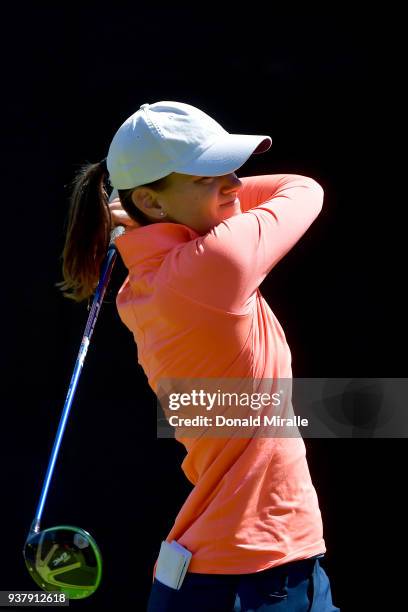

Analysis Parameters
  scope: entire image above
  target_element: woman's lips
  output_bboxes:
[220,198,238,207]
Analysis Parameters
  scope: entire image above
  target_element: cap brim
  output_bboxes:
[175,134,272,177]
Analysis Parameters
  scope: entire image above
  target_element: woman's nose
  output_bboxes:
[222,173,242,192]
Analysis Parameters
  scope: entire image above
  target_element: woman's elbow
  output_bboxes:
[307,179,325,212]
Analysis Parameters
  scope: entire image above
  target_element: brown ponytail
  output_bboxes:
[56,161,112,303]
[56,161,171,303]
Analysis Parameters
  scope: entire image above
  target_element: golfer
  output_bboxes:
[58,101,339,611]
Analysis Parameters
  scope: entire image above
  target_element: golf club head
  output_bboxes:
[23,525,102,599]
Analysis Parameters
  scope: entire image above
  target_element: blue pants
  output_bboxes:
[147,555,340,611]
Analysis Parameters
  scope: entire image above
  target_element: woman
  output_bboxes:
[58,101,339,611]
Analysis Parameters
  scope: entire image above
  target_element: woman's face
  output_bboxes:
[131,172,243,234]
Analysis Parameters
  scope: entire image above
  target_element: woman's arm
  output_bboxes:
[164,174,324,314]
[238,174,322,213]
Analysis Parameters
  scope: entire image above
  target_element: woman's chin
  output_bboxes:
[219,206,242,220]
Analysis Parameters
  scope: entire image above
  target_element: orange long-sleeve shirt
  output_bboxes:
[115,174,326,575]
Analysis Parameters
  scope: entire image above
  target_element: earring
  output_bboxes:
[160,211,165,216]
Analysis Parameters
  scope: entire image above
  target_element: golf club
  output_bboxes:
[23,220,125,600]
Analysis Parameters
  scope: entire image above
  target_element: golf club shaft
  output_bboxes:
[28,226,125,539]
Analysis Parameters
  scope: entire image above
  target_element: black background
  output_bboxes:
[0,5,404,610]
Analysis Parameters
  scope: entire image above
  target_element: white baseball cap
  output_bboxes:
[107,101,272,189]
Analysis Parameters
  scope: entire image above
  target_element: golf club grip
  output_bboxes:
[83,225,125,339]
[30,226,125,533]
[69,223,126,397]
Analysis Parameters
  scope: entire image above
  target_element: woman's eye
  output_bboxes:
[200,177,213,182]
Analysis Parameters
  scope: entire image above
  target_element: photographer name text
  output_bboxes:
[167,415,308,428]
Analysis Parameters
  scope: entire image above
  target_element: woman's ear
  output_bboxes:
[131,188,153,213]
[131,188,164,219]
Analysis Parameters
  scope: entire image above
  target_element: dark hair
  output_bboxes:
[55,161,169,303]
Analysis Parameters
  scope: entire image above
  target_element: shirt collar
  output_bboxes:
[115,222,200,269]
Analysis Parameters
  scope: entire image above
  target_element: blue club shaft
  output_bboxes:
[28,230,123,539]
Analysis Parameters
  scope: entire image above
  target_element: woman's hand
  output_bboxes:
[109,198,142,231]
